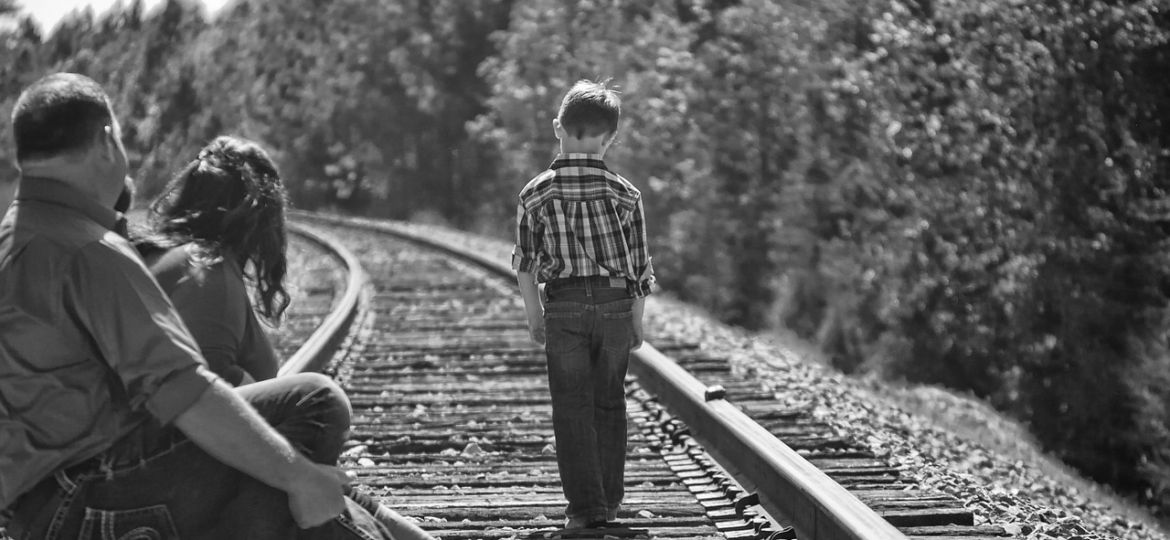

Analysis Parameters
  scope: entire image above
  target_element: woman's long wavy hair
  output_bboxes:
[149,136,290,322]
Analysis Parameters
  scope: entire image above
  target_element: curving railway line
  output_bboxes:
[279,212,1014,540]
[0,216,1014,540]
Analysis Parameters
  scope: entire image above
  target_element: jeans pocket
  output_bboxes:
[544,305,587,354]
[78,504,180,540]
[600,320,637,354]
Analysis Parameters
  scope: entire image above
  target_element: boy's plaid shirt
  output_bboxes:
[512,153,655,297]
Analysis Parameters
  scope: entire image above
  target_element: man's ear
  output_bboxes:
[552,118,565,140]
[100,125,119,162]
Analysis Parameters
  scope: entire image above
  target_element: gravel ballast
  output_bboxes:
[314,216,1165,540]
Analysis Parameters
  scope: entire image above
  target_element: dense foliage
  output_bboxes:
[2,0,1168,512]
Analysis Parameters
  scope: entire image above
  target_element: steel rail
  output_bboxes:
[289,211,908,540]
[631,347,907,540]
[280,221,368,376]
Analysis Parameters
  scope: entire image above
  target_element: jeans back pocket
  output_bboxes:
[78,504,179,540]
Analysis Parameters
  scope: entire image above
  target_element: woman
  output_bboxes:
[139,135,287,386]
[139,136,433,540]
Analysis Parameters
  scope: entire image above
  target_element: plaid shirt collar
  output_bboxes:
[549,153,608,171]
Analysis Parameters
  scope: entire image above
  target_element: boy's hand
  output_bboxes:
[529,317,546,345]
[631,296,646,351]
[632,318,644,351]
[516,270,546,346]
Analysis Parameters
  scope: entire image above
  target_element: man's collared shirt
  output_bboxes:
[512,153,655,297]
[0,178,218,509]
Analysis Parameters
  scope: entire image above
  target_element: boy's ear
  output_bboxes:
[552,118,565,140]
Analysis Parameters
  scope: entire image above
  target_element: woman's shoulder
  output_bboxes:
[145,243,243,294]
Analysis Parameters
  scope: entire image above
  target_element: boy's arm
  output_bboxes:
[627,195,655,298]
[513,199,545,345]
[632,296,645,350]
[516,270,545,345]
[627,195,652,350]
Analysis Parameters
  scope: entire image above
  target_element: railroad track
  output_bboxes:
[283,213,1014,540]
[266,224,354,362]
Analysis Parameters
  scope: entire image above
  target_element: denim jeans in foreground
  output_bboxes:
[5,373,432,540]
[544,284,637,524]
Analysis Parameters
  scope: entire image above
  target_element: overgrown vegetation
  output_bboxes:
[2,0,1168,514]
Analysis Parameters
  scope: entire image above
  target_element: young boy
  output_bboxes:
[512,79,655,530]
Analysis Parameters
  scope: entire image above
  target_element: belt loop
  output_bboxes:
[53,469,78,495]
[585,278,593,297]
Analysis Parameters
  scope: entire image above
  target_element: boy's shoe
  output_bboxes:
[563,516,604,529]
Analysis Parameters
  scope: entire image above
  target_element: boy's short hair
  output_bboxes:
[557,79,621,139]
[12,73,114,162]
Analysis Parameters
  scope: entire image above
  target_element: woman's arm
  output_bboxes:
[239,307,280,382]
[152,247,251,386]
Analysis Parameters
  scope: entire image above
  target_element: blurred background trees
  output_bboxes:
[2,0,1169,513]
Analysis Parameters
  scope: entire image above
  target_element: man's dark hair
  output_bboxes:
[557,79,621,139]
[12,73,115,162]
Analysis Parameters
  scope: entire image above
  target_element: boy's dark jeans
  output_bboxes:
[543,280,637,524]
[5,373,411,540]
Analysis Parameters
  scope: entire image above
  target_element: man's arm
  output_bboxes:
[70,243,346,528]
[174,381,349,528]
[517,269,545,345]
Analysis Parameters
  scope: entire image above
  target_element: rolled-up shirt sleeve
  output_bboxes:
[65,240,218,424]
[512,199,542,273]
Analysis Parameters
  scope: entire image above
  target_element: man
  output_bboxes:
[0,73,423,539]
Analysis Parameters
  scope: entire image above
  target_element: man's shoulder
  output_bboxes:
[0,203,115,268]
[14,201,111,247]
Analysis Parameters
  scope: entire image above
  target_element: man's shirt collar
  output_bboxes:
[16,176,119,231]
